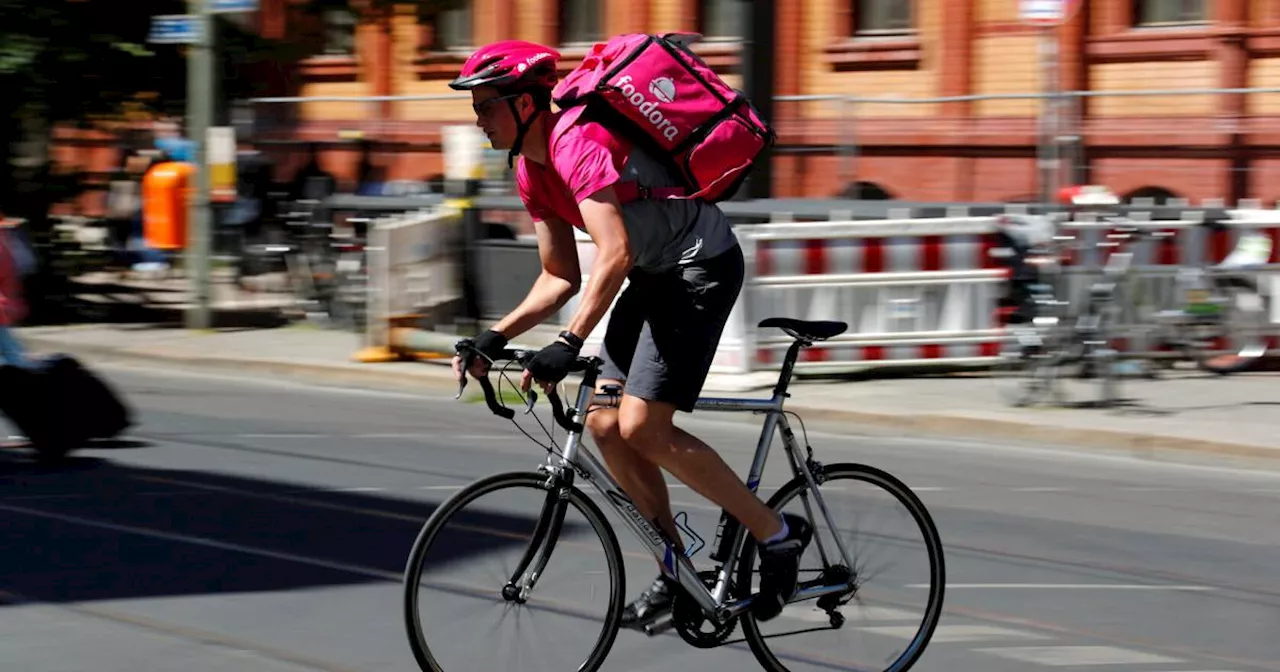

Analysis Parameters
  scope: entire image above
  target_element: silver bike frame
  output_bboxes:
[545,341,857,621]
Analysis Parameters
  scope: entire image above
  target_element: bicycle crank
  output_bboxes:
[671,571,739,649]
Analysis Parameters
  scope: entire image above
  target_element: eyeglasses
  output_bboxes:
[472,94,522,118]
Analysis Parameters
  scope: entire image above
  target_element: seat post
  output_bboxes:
[772,338,808,399]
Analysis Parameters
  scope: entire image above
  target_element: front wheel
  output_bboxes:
[403,471,626,672]
[737,463,945,672]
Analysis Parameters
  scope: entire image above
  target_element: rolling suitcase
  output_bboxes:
[41,354,132,441]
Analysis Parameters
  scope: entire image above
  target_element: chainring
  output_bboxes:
[672,570,739,649]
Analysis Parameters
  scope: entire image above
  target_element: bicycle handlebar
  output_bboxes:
[453,339,594,432]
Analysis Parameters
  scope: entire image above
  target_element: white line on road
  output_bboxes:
[973,645,1182,666]
[907,583,1216,591]
[1011,487,1074,492]
[235,433,327,439]
[859,624,1051,643]
[0,503,401,582]
[418,485,466,491]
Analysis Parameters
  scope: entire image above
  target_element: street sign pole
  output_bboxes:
[186,0,214,330]
[1020,0,1081,207]
[1038,25,1060,208]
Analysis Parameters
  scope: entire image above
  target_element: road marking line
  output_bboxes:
[235,433,326,439]
[418,485,466,491]
[132,475,426,523]
[1011,487,1073,492]
[972,645,1182,666]
[907,583,1215,591]
[0,503,402,582]
[860,624,1050,643]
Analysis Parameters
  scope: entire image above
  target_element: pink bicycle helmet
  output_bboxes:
[449,40,561,92]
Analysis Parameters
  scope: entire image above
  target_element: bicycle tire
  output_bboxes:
[402,471,626,672]
[736,463,946,672]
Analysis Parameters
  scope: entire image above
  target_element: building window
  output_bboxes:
[699,0,744,41]
[322,7,357,56]
[855,0,914,35]
[560,0,603,46]
[1134,0,1207,25]
[433,1,472,51]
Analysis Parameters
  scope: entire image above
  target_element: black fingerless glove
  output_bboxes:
[526,341,580,384]
[472,329,509,363]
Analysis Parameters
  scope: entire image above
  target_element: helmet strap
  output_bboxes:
[505,97,540,169]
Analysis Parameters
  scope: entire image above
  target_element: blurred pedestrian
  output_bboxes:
[0,210,35,368]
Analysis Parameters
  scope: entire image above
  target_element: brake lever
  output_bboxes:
[454,340,475,400]
[525,388,538,415]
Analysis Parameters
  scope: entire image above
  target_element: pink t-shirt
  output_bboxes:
[515,106,739,272]
[516,107,632,230]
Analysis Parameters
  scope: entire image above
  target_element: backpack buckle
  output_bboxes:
[636,185,652,200]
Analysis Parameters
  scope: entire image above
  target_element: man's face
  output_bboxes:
[470,86,529,150]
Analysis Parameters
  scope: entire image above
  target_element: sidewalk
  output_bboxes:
[16,321,1279,466]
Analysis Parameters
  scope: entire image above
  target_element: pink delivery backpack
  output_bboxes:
[552,33,776,203]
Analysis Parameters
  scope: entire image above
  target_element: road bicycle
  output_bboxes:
[402,317,946,672]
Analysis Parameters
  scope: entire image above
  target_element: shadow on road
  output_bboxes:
[0,452,560,605]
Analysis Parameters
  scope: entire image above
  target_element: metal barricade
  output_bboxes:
[363,204,465,355]
[1053,209,1280,354]
[739,215,1008,374]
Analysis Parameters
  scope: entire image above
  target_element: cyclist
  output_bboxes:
[448,40,811,629]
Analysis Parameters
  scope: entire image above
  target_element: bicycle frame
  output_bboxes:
[532,339,857,623]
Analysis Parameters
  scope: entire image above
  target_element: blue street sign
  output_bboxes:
[149,15,200,44]
[210,0,259,13]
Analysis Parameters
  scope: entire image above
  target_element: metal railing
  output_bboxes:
[241,86,1280,204]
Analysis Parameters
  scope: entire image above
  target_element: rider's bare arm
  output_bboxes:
[564,186,634,341]
[490,216,583,339]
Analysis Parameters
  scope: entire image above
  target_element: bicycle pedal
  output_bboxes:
[641,613,674,637]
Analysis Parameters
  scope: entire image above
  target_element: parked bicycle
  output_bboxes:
[1148,218,1273,375]
[402,318,946,672]
[991,213,1113,407]
[993,213,1273,408]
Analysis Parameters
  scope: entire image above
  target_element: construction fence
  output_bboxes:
[353,194,1280,380]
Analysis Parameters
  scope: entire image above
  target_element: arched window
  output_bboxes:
[840,181,895,200]
[1124,186,1179,206]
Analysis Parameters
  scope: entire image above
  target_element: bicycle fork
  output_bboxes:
[501,469,573,604]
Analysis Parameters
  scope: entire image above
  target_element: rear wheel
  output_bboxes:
[737,463,945,672]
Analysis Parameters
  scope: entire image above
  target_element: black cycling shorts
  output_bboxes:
[598,245,744,413]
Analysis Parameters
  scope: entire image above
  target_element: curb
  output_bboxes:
[21,337,1280,469]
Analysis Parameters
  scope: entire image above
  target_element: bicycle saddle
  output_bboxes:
[758,318,848,341]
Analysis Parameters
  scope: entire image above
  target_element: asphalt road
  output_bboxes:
[1,363,1277,672]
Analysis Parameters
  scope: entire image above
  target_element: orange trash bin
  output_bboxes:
[142,161,196,250]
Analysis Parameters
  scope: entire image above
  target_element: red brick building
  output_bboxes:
[58,1,1280,210]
